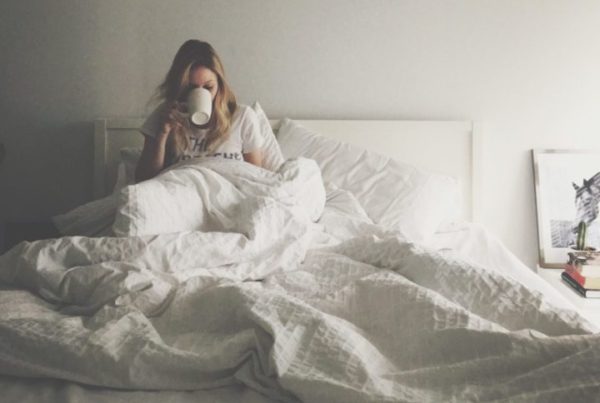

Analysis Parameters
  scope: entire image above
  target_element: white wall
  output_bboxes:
[2,0,600,269]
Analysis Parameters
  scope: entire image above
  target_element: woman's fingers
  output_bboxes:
[171,103,188,123]
[157,101,189,138]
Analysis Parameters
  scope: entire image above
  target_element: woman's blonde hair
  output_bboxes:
[151,40,237,165]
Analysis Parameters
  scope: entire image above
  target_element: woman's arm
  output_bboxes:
[243,150,263,168]
[135,104,182,182]
[134,133,169,183]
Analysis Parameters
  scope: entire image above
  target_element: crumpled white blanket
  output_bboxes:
[52,157,325,238]
[2,159,600,402]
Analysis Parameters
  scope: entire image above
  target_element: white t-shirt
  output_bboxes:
[140,103,264,163]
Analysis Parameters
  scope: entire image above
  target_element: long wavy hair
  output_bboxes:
[150,40,237,165]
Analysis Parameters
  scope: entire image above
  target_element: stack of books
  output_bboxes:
[562,251,600,298]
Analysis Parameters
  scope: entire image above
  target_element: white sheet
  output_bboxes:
[2,159,600,402]
[426,221,581,313]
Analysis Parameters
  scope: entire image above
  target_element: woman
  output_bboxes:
[135,40,264,182]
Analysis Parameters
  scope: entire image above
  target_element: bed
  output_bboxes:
[1,111,600,402]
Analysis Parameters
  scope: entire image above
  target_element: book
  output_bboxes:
[576,264,600,276]
[564,263,600,289]
[561,271,600,298]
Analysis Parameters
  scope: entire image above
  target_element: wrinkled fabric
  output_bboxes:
[2,161,600,402]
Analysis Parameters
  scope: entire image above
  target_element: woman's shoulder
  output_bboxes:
[231,103,259,127]
[233,103,254,119]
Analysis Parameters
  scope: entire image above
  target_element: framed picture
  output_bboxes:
[532,149,600,268]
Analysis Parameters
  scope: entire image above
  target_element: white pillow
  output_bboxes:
[276,118,460,242]
[113,147,142,193]
[51,193,118,237]
[251,101,285,172]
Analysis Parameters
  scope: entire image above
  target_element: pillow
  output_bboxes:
[275,118,460,242]
[251,101,285,172]
[51,193,119,237]
[112,147,142,194]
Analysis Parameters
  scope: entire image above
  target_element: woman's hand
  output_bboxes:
[158,101,186,140]
[135,102,187,183]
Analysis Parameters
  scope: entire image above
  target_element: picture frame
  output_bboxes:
[532,149,600,268]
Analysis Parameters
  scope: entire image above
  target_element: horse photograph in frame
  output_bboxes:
[532,149,600,268]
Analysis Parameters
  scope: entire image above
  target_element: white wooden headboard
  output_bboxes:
[94,118,482,221]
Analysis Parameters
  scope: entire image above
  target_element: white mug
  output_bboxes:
[187,87,212,126]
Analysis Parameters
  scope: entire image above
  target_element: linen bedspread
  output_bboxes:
[1,159,600,402]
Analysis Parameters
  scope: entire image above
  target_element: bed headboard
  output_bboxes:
[94,118,482,221]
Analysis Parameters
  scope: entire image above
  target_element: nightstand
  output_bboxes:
[537,267,600,329]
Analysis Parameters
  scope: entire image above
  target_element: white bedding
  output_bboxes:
[2,158,600,402]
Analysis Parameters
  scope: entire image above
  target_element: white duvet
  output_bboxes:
[2,159,600,402]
